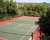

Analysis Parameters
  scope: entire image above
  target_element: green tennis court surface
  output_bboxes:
[0,17,39,40]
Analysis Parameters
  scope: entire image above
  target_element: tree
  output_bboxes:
[0,0,18,21]
[37,7,50,36]
[6,0,18,17]
[0,0,6,21]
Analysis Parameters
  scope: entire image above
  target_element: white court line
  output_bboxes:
[13,28,29,31]
[29,37,32,40]
[20,26,34,40]
[20,18,39,40]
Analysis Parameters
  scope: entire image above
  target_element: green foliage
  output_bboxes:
[37,7,50,36]
[0,1,49,21]
[19,4,48,16]
[0,0,18,21]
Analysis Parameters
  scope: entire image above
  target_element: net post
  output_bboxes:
[31,32,34,40]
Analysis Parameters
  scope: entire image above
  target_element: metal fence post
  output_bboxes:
[31,32,33,40]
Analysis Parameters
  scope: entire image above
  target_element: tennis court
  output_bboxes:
[0,16,39,40]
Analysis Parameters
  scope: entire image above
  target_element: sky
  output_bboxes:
[15,0,50,3]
